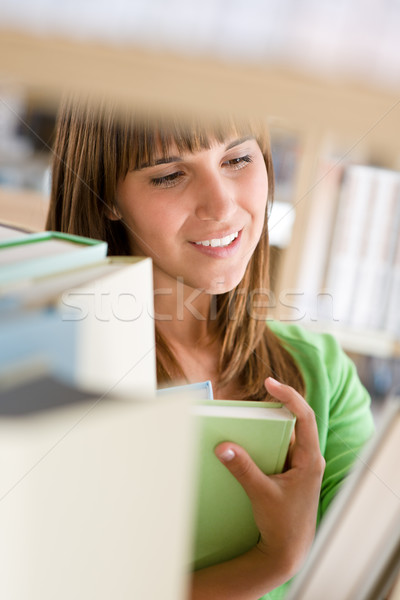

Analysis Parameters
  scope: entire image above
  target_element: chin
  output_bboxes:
[204,273,245,295]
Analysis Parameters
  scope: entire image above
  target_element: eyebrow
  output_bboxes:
[138,156,182,170]
[138,135,254,170]
[225,135,254,150]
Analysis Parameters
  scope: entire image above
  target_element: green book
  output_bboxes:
[192,399,296,570]
[0,231,107,285]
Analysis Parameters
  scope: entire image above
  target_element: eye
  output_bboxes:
[150,171,184,188]
[224,154,253,170]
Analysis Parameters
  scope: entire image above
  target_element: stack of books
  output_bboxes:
[0,223,195,600]
[0,224,157,395]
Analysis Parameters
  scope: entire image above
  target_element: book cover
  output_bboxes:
[0,305,76,382]
[0,231,107,285]
[0,256,157,397]
[192,399,295,570]
[158,380,213,400]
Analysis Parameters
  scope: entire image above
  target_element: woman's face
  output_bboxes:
[115,135,268,295]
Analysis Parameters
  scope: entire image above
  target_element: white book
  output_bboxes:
[384,231,400,339]
[324,165,375,325]
[368,172,400,331]
[286,397,400,600]
[349,168,400,330]
[0,223,29,241]
[0,368,195,600]
[292,156,343,323]
[1,257,157,397]
[58,256,156,397]
[0,231,107,285]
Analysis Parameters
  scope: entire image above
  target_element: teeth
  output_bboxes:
[195,232,238,248]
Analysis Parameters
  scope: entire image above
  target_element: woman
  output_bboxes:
[46,98,374,599]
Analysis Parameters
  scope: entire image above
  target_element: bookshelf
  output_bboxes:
[270,131,400,360]
[301,322,400,361]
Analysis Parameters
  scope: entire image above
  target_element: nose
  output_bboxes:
[194,171,235,222]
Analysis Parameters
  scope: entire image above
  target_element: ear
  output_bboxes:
[105,204,122,221]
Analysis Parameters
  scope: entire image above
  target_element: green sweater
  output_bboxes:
[261,322,375,600]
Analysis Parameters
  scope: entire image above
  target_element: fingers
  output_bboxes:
[264,377,325,474]
[214,378,325,504]
[214,442,270,502]
[265,377,318,445]
[265,377,313,422]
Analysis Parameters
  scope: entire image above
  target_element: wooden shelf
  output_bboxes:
[301,321,400,359]
[0,185,48,232]
[0,30,400,153]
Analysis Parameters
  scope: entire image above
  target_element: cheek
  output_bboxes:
[123,201,183,255]
[245,168,268,218]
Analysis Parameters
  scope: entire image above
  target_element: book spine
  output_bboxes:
[383,223,400,339]
[324,165,375,325]
[367,173,400,331]
[349,169,400,330]
[293,156,343,324]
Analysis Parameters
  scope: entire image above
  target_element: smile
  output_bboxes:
[194,232,239,248]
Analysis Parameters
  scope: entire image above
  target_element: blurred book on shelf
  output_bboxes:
[0,229,157,396]
[324,165,400,337]
[288,154,345,322]
[0,230,107,285]
[0,364,194,600]
[278,163,400,353]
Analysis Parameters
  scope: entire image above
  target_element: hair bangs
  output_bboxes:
[117,113,267,176]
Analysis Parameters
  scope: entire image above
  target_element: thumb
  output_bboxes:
[214,442,270,501]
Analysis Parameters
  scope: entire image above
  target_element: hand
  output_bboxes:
[214,377,325,580]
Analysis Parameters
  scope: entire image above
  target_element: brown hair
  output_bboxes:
[47,97,305,400]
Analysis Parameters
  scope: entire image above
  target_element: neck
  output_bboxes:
[154,275,218,348]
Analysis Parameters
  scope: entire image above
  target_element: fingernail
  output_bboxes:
[216,448,236,462]
[267,377,281,386]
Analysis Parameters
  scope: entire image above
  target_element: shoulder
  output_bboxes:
[266,321,371,426]
[266,320,344,370]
